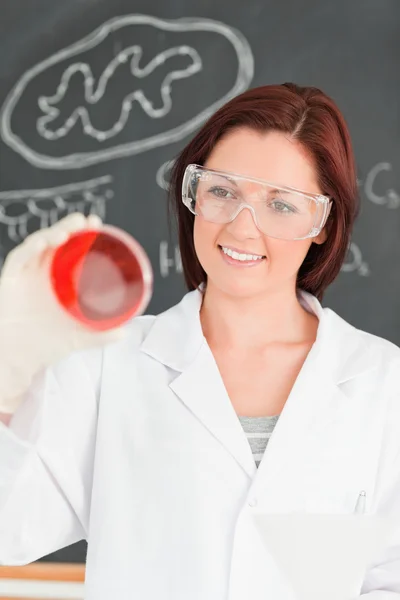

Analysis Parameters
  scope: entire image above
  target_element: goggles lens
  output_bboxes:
[183,165,330,240]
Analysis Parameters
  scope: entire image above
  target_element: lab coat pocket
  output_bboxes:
[250,510,392,600]
[289,399,380,516]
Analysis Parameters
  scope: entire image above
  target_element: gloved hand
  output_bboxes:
[0,213,126,414]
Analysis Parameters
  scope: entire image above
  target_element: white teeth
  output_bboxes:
[221,247,264,261]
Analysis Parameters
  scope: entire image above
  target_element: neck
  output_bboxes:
[200,282,318,351]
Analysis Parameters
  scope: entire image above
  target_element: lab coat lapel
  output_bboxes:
[170,342,256,477]
[140,288,256,478]
[253,291,379,512]
[228,293,380,600]
[140,288,378,489]
[253,346,345,510]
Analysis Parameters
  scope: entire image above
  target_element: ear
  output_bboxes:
[313,201,332,245]
[313,228,328,245]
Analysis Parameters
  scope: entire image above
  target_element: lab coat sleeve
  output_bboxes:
[0,348,102,565]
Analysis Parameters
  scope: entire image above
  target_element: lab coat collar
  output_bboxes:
[139,287,376,478]
[140,286,375,385]
[141,286,257,476]
[140,285,205,371]
[298,290,376,384]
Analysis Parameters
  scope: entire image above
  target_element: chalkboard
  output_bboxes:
[0,0,399,563]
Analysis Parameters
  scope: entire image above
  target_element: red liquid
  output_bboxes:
[50,226,153,331]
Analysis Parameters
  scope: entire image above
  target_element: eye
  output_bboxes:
[208,186,235,199]
[269,200,297,214]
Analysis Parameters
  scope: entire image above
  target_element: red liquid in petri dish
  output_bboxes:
[50,225,153,331]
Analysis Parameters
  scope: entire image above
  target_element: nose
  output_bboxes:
[224,205,261,240]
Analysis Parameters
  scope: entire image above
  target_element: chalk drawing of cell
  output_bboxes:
[0,15,254,170]
[0,176,113,242]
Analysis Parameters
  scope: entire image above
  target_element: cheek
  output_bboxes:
[268,239,312,271]
[193,217,222,262]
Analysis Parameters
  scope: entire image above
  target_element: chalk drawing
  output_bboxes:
[341,242,370,276]
[0,176,113,242]
[159,241,182,277]
[363,162,400,209]
[37,45,202,142]
[0,15,254,169]
[156,159,175,191]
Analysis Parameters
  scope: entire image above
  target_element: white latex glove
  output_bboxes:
[0,212,126,414]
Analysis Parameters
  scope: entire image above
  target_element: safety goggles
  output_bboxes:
[182,164,332,241]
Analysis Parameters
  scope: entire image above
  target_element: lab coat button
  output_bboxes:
[248,497,258,507]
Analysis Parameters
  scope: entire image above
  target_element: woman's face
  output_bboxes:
[193,127,327,299]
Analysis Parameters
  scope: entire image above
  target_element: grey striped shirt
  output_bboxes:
[238,415,279,467]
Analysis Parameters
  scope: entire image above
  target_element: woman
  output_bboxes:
[0,83,399,600]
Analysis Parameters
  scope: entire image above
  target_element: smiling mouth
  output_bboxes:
[218,245,266,262]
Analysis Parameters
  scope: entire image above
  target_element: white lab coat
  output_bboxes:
[1,288,400,600]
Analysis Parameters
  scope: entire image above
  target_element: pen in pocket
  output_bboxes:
[354,490,367,514]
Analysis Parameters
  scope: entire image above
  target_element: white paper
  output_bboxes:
[251,512,391,600]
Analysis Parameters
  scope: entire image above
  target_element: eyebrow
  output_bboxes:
[209,171,308,197]
[219,177,291,196]
[212,173,240,187]
[268,188,291,195]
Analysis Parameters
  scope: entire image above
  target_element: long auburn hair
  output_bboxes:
[168,83,359,300]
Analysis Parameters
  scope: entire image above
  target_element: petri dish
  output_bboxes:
[50,224,153,330]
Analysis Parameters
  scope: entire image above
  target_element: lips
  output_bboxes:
[218,244,266,259]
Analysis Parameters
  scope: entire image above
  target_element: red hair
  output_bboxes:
[168,83,359,300]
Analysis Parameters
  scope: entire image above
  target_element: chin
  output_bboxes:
[212,276,266,299]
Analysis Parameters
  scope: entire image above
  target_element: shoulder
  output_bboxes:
[356,324,400,393]
[111,289,201,354]
[124,288,202,343]
[104,289,204,372]
[323,307,400,401]
[358,327,400,363]
[327,306,400,363]
[321,308,400,454]
[124,313,158,344]
[301,291,400,374]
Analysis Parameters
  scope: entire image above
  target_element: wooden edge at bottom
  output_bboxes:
[0,562,85,582]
